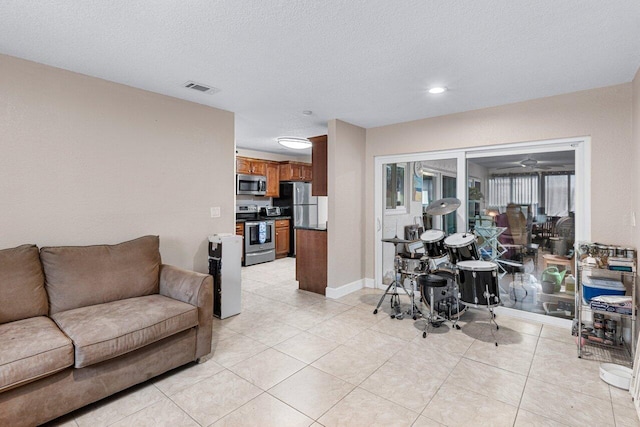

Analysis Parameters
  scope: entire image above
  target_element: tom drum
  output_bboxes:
[420,229,447,258]
[456,260,501,308]
[444,233,480,264]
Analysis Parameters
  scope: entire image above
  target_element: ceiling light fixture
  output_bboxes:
[302,110,313,115]
[277,137,312,150]
[428,87,447,94]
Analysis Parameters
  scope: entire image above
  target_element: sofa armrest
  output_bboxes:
[159,264,213,360]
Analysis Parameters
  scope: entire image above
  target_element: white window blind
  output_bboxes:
[487,174,539,212]
[545,173,575,216]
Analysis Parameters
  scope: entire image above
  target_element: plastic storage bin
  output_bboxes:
[582,275,626,301]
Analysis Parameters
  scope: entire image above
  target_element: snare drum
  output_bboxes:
[456,260,500,308]
[420,229,446,258]
[400,257,428,275]
[444,233,480,264]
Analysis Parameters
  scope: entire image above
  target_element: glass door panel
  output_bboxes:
[466,150,576,319]
[379,158,457,305]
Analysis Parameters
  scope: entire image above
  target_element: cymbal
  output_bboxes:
[381,235,414,245]
[425,197,461,216]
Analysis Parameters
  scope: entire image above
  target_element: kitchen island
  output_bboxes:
[295,224,327,295]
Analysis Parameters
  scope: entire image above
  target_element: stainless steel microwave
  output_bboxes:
[236,174,267,196]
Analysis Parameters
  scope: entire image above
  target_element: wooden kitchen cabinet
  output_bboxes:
[275,219,290,258]
[250,160,267,176]
[235,222,245,263]
[265,161,280,197]
[310,135,327,196]
[301,164,313,181]
[279,162,300,181]
[236,157,251,174]
[279,161,312,182]
[296,228,326,295]
[236,156,267,176]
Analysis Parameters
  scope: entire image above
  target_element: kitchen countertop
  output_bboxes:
[294,224,327,231]
[236,216,291,223]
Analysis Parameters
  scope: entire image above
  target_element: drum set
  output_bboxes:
[374,197,501,345]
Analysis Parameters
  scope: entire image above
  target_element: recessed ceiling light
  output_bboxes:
[277,137,312,150]
[428,87,447,94]
[302,110,313,115]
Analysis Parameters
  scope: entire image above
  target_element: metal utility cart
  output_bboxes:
[575,250,636,367]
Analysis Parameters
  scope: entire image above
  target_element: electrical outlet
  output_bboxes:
[210,207,221,218]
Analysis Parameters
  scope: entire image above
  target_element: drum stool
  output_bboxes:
[417,274,460,338]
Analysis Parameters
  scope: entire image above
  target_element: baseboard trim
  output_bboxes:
[325,279,365,299]
[363,278,375,288]
[494,306,572,328]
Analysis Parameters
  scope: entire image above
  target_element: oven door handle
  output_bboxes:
[245,221,275,227]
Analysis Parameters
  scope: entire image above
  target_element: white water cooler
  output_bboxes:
[208,234,242,319]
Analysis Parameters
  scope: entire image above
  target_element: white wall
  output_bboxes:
[0,54,235,273]
[327,119,366,288]
[364,84,634,279]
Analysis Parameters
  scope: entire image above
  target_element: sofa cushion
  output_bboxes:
[41,236,161,314]
[0,244,48,324]
[0,316,73,392]
[51,294,198,368]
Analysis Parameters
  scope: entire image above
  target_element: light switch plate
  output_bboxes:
[210,207,221,218]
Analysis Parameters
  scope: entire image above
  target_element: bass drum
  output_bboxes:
[421,267,466,319]
[456,260,500,308]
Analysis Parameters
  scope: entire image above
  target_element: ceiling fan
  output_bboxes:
[495,157,569,171]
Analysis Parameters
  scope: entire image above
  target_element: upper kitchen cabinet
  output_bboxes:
[236,156,267,176]
[265,161,280,197]
[236,157,251,174]
[309,135,327,196]
[279,161,312,182]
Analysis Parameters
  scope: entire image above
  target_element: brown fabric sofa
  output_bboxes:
[0,236,213,426]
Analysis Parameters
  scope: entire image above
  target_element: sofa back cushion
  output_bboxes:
[41,236,161,314]
[0,244,48,324]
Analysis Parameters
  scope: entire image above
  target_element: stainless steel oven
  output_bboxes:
[244,220,275,266]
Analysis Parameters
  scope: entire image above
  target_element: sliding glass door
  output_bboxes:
[378,156,461,315]
[374,137,589,325]
[467,150,576,320]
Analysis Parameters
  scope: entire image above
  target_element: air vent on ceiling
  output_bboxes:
[183,81,220,95]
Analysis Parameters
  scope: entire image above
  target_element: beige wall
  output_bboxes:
[364,84,634,279]
[633,68,640,252]
[0,54,235,273]
[327,119,366,288]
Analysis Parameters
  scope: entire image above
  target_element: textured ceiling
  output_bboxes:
[1,1,639,156]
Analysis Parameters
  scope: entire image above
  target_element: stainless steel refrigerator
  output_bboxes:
[273,182,317,256]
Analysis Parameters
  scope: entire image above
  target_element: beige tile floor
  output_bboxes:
[47,257,639,427]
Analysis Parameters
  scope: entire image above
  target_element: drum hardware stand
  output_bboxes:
[406,273,423,320]
[373,256,414,319]
[389,292,403,319]
[374,235,417,319]
[483,284,500,346]
[421,277,461,339]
